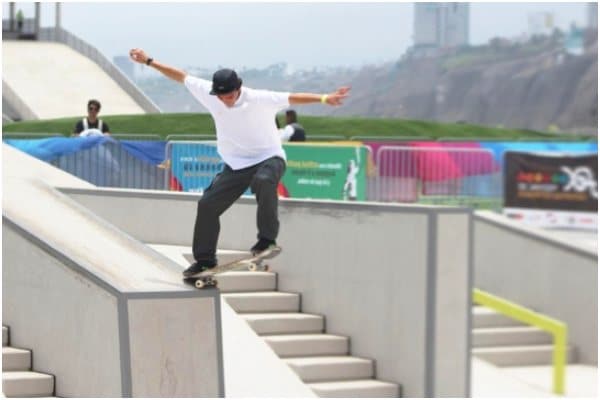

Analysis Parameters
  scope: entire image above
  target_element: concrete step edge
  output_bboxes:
[242,313,325,335]
[223,292,300,312]
[262,334,349,357]
[473,344,570,352]
[2,326,8,347]
[309,379,401,397]
[213,272,278,292]
[472,326,553,347]
[2,347,32,371]
[2,371,54,397]
[283,356,374,383]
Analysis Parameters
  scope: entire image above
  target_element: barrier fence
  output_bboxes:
[10,137,583,210]
[370,146,502,208]
[49,141,166,190]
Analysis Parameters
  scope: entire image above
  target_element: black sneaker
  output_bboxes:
[183,261,216,278]
[250,238,277,256]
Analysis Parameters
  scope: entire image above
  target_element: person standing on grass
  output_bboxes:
[129,48,350,277]
[73,99,111,137]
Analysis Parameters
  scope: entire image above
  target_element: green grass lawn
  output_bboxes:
[2,112,594,141]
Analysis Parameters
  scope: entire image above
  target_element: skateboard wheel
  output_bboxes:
[195,280,205,289]
[248,263,257,272]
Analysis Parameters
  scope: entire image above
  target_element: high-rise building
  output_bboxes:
[113,55,135,81]
[413,3,469,49]
[527,12,555,36]
[588,2,598,29]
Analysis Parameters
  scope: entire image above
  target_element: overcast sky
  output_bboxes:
[3,2,591,70]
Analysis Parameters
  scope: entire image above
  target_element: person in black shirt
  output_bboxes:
[73,99,111,137]
[279,109,306,142]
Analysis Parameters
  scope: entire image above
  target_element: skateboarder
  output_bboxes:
[129,48,350,277]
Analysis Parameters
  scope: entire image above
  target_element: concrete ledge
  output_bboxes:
[61,186,473,397]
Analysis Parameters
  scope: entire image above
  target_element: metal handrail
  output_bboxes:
[473,288,567,395]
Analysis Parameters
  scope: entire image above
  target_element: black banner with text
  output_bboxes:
[504,152,598,212]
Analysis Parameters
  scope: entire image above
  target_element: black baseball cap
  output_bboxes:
[210,68,242,95]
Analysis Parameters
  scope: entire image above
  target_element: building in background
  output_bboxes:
[113,55,135,81]
[527,12,555,37]
[588,2,598,29]
[412,2,469,56]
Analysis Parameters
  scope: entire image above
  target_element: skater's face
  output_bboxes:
[217,89,241,108]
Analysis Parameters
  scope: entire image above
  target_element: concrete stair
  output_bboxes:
[472,306,577,367]
[2,326,55,397]
[473,326,553,347]
[473,345,576,367]
[262,334,349,357]
[219,271,401,397]
[309,379,401,397]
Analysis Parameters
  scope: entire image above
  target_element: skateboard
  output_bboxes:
[183,246,281,289]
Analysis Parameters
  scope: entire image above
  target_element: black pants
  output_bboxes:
[192,156,286,264]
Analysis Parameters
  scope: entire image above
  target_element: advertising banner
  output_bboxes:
[169,142,225,193]
[503,151,598,229]
[280,143,368,200]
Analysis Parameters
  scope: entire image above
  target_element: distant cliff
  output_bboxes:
[323,31,597,134]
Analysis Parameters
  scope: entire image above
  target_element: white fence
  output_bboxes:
[369,146,502,208]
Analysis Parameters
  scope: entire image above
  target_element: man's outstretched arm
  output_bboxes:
[289,86,351,106]
[129,48,187,83]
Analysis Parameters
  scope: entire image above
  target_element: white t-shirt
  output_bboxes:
[184,75,290,170]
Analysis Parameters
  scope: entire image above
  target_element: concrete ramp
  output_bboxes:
[2,40,145,119]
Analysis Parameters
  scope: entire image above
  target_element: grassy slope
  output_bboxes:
[2,112,593,141]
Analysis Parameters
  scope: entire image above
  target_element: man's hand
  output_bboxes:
[127,48,187,83]
[129,48,150,64]
[324,86,351,106]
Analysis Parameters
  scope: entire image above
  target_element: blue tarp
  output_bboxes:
[4,137,167,165]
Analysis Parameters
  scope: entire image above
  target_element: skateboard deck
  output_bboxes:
[183,246,281,289]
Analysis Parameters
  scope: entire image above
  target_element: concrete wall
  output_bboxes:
[3,144,224,397]
[62,187,473,397]
[474,211,597,365]
[3,220,223,397]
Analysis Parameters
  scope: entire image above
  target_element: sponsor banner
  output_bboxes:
[503,151,597,229]
[504,151,597,212]
[169,142,227,193]
[503,208,598,230]
[280,143,368,200]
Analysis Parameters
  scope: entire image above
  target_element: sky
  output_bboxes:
[2,2,591,70]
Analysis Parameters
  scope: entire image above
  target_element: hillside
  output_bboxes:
[134,30,597,136]
[331,31,598,135]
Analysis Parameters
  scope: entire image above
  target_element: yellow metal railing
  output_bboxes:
[473,288,568,395]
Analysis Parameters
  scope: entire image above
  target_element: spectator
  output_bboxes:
[279,109,306,142]
[16,9,23,32]
[73,99,111,137]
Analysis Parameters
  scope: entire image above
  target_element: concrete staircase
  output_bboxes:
[2,326,55,397]
[471,306,576,366]
[217,271,401,397]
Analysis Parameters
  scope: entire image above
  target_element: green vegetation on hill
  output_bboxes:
[2,113,594,141]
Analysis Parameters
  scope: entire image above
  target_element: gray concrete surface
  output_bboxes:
[2,144,224,397]
[2,40,145,119]
[474,211,597,365]
[62,188,473,398]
